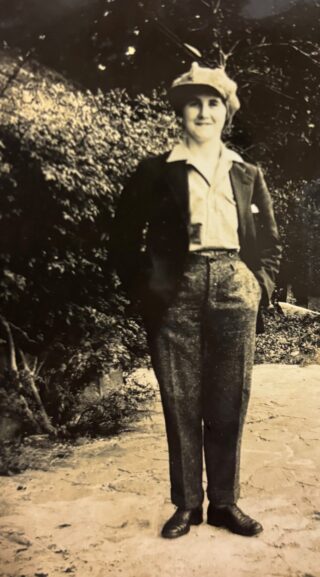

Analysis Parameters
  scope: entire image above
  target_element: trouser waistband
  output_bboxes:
[189,249,240,260]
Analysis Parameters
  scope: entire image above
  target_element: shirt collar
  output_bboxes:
[166,140,243,185]
[166,140,244,164]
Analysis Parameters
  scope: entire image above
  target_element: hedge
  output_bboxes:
[0,51,318,437]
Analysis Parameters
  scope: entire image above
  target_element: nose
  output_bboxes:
[198,101,210,118]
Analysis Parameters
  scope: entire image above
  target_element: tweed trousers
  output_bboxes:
[146,251,261,509]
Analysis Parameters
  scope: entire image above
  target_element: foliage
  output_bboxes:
[3,1,320,295]
[255,308,320,365]
[69,376,156,436]
[267,176,320,301]
[0,54,177,434]
[1,308,318,474]
[0,372,156,474]
[3,1,320,177]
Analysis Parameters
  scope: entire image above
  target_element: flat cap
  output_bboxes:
[169,62,240,121]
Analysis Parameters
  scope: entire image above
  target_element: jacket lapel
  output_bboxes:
[163,160,189,223]
[230,163,254,243]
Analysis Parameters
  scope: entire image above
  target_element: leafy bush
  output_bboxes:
[0,53,177,434]
[69,376,156,436]
[255,308,320,365]
[267,176,320,303]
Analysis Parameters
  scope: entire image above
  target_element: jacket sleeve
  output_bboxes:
[252,168,282,305]
[109,161,151,298]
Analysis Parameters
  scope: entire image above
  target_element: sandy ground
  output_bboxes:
[0,364,319,577]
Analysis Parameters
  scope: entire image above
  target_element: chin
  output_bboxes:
[196,133,220,143]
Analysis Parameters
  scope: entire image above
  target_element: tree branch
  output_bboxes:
[247,79,295,101]
[0,315,18,372]
[19,349,56,436]
[246,41,320,70]
[218,40,241,67]
[0,48,34,99]
[18,394,42,433]
[0,316,44,432]
[210,0,221,14]
[8,321,38,345]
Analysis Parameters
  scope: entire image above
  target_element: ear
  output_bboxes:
[222,116,232,137]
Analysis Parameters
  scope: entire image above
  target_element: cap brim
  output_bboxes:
[168,84,226,110]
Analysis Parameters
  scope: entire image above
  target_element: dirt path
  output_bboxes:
[1,364,320,577]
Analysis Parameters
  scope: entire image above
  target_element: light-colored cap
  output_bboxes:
[169,62,240,121]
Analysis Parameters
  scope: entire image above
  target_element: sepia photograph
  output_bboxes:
[0,1,319,576]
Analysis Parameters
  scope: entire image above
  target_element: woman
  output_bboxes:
[111,62,281,538]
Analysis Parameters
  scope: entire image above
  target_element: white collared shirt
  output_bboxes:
[167,141,243,251]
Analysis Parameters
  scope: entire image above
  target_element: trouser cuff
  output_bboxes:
[207,487,240,506]
[171,489,204,510]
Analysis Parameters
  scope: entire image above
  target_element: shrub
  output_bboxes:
[268,176,320,303]
[69,376,156,436]
[0,52,177,434]
[255,308,320,365]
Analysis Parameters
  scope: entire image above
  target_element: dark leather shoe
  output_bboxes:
[161,507,203,539]
[207,504,263,537]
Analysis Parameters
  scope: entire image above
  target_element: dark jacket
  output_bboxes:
[110,152,281,328]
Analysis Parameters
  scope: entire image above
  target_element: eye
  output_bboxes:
[209,98,219,107]
[187,99,200,107]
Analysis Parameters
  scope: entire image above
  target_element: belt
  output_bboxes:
[190,249,240,259]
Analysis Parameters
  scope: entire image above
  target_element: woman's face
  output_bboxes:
[182,92,227,144]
